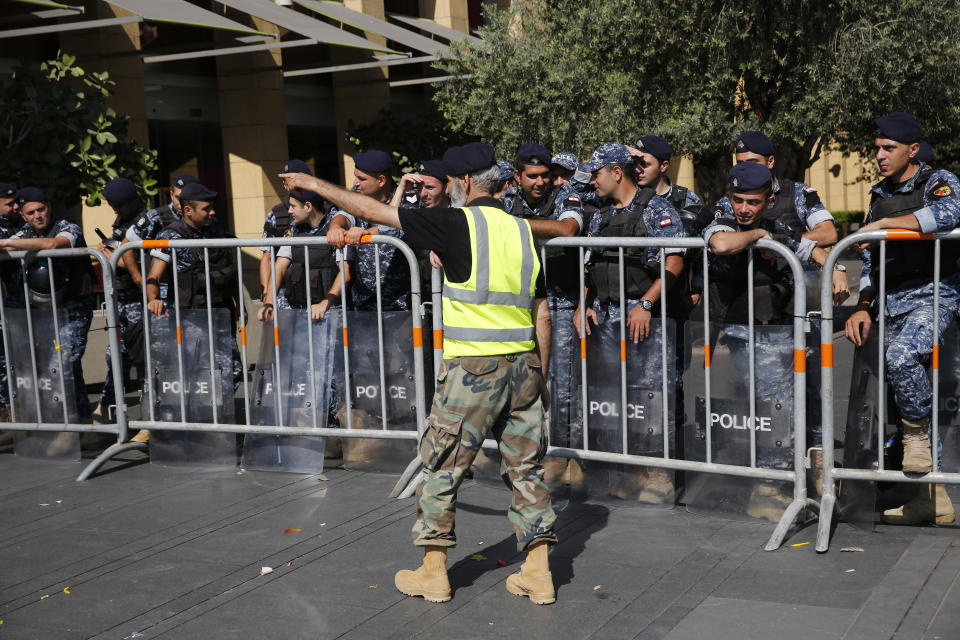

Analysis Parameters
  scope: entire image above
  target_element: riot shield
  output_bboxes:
[241,308,336,473]
[338,310,431,471]
[7,308,80,460]
[146,308,236,466]
[682,322,795,521]
[934,321,960,502]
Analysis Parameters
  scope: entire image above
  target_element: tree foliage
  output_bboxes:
[433,0,960,204]
[0,52,158,212]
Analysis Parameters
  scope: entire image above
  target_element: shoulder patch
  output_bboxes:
[136,216,147,228]
[565,195,581,204]
[659,216,673,228]
[932,183,954,198]
[803,186,817,193]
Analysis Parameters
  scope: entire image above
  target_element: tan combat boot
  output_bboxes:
[91,402,109,426]
[636,468,675,505]
[562,458,585,491]
[901,418,933,473]
[541,457,567,486]
[746,481,791,522]
[130,429,150,444]
[394,546,451,603]
[882,484,956,525]
[810,449,824,497]
[506,541,555,605]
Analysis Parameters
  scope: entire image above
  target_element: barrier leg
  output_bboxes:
[816,491,837,552]
[76,441,149,481]
[764,497,819,551]
[390,455,424,498]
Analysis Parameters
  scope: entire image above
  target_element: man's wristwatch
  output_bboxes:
[833,264,847,272]
[639,299,654,312]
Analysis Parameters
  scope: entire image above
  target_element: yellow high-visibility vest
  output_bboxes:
[442,205,540,358]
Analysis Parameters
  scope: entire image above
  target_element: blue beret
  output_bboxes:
[354,150,393,176]
[102,177,138,205]
[497,160,516,182]
[580,143,633,172]
[15,186,47,205]
[917,140,935,164]
[172,174,198,189]
[550,152,579,171]
[516,142,551,167]
[179,182,218,202]
[735,131,774,156]
[874,112,922,143]
[728,162,773,191]
[418,160,450,182]
[442,142,496,175]
[0,182,16,198]
[636,135,672,162]
[282,159,312,175]
[288,188,323,206]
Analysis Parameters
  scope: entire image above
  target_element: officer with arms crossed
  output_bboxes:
[281,141,559,605]
[845,111,960,525]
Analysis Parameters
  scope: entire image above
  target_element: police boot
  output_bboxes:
[129,429,150,444]
[394,546,451,603]
[541,457,567,486]
[901,418,933,473]
[609,468,646,500]
[882,484,956,525]
[91,402,110,426]
[506,541,555,605]
[636,468,675,505]
[562,458,585,491]
[809,449,824,498]
[746,481,791,523]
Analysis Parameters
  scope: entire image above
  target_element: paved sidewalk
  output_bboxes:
[1,447,959,640]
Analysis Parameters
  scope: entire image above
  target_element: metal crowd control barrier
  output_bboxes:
[816,228,960,552]
[402,235,810,551]
[87,235,428,486]
[0,248,131,479]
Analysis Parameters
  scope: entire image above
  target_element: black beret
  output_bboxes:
[636,135,672,162]
[516,142,551,167]
[179,182,218,202]
[102,177,138,205]
[917,140,935,164]
[353,150,393,175]
[874,111,922,143]
[418,160,450,182]
[288,188,323,207]
[728,162,773,191]
[282,159,312,175]
[735,130,775,157]
[15,186,46,205]
[0,182,15,198]
[442,142,496,175]
[172,174,198,189]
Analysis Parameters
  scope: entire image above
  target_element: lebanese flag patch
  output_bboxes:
[659,216,673,227]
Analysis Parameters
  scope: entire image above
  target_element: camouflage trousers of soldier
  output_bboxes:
[100,291,143,409]
[548,293,580,448]
[56,301,94,420]
[414,352,558,552]
[720,325,794,470]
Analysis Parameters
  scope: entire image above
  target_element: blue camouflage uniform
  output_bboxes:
[261,202,294,309]
[0,212,23,409]
[9,219,94,419]
[860,163,960,428]
[126,202,181,301]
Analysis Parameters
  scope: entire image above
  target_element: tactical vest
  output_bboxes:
[588,188,664,306]
[164,220,237,310]
[111,218,137,291]
[156,203,179,229]
[282,233,338,308]
[870,167,960,291]
[509,187,582,294]
[761,179,804,244]
[667,185,714,237]
[38,220,93,303]
[708,224,794,325]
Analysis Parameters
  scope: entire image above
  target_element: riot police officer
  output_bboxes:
[260,160,311,309]
[0,182,20,426]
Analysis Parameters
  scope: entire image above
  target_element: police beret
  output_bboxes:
[580,143,633,172]
[497,160,516,182]
[179,182,218,202]
[282,159,312,175]
[917,140,935,164]
[288,188,323,206]
[418,160,450,182]
[102,177,138,205]
[353,150,393,176]
[874,112,922,143]
[735,131,774,156]
[516,142,551,167]
[172,174,198,189]
[442,142,496,175]
[728,162,773,191]
[636,135,672,162]
[0,182,16,198]
[15,186,47,205]
[550,152,579,171]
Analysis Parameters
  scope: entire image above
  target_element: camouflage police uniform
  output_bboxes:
[150,222,244,388]
[262,202,294,309]
[126,201,181,301]
[9,219,94,419]
[500,184,586,449]
[860,163,960,450]
[0,211,22,409]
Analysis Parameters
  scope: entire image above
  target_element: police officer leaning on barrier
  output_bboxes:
[0,187,96,420]
[260,160,311,309]
[845,111,960,526]
[281,141,559,606]
[388,160,451,272]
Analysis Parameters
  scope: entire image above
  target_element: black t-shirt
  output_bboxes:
[397,196,546,296]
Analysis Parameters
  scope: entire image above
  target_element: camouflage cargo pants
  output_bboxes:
[413,351,558,552]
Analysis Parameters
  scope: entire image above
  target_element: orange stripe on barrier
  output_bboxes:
[240,326,247,347]
[142,239,169,248]
[887,229,932,241]
[620,340,626,362]
[433,329,443,349]
[273,326,279,346]
[704,344,711,367]
[580,337,587,360]
[933,344,940,370]
[794,349,806,373]
[821,343,833,368]
[342,327,349,346]
[359,235,373,244]
[412,327,423,348]
[176,326,182,345]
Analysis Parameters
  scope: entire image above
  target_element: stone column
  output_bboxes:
[419,0,470,32]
